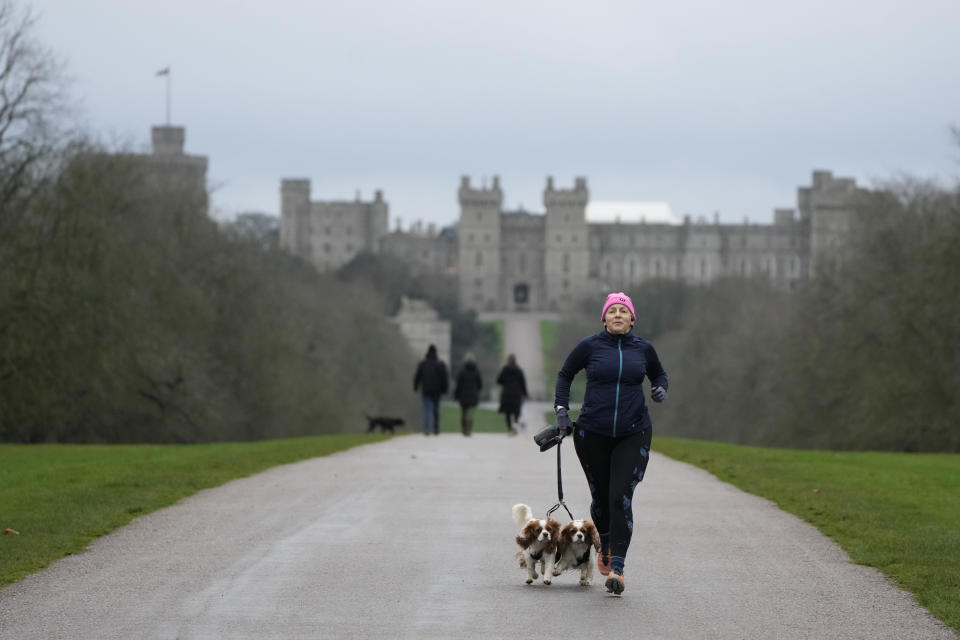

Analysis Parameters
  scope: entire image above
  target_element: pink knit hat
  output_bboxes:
[601,292,635,323]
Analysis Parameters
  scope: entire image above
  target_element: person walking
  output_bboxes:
[413,344,449,435]
[496,353,528,435]
[453,353,483,436]
[553,292,668,595]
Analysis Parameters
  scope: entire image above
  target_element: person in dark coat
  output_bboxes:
[553,292,668,595]
[413,344,449,435]
[453,352,483,436]
[496,353,527,435]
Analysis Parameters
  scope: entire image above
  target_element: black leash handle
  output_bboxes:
[545,435,575,521]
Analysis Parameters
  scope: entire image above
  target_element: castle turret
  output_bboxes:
[799,170,865,275]
[151,126,185,155]
[367,189,389,251]
[457,175,503,312]
[543,176,589,310]
[280,179,311,257]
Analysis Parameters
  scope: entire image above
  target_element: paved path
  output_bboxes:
[1,431,955,639]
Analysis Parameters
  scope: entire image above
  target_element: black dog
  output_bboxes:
[365,415,406,434]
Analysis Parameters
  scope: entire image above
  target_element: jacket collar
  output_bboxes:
[600,328,632,344]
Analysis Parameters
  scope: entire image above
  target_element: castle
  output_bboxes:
[280,170,866,313]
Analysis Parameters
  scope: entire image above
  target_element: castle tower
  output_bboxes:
[457,175,503,312]
[798,170,864,276]
[366,189,389,251]
[543,176,589,310]
[280,179,311,257]
[151,126,185,155]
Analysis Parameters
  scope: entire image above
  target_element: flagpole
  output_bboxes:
[166,70,171,125]
[156,66,171,125]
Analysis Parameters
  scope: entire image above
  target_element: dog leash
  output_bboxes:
[545,434,575,521]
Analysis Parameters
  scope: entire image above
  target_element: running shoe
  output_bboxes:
[605,573,625,595]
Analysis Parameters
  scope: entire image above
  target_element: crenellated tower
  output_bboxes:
[543,176,589,310]
[458,176,503,312]
[798,170,865,276]
[280,178,311,257]
[279,179,389,272]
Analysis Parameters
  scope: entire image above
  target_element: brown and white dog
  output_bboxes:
[552,519,601,585]
[512,503,560,585]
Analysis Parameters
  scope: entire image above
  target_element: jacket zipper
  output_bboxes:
[613,338,623,436]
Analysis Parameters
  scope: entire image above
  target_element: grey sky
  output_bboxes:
[31,0,960,228]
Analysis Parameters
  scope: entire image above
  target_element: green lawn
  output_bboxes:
[0,434,390,587]
[540,319,560,399]
[541,319,584,402]
[490,318,504,362]
[439,404,519,434]
[655,437,960,632]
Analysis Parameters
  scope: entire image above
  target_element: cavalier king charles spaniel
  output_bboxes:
[512,503,560,585]
[551,519,601,585]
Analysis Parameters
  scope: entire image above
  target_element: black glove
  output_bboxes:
[651,386,667,403]
[555,407,574,435]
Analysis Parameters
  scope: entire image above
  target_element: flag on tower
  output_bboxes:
[155,67,170,76]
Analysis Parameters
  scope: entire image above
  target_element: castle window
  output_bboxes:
[475,251,483,267]
[629,259,636,278]
[519,253,526,273]
[562,253,570,272]
[474,278,483,287]
[563,279,570,290]
[346,243,353,252]
[655,260,661,276]
[324,243,331,254]
[604,260,611,277]
[701,259,706,278]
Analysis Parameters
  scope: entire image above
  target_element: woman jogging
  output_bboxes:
[553,292,668,595]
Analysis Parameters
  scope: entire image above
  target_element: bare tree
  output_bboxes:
[0,0,70,226]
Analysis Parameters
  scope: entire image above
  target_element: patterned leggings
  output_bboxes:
[572,426,652,576]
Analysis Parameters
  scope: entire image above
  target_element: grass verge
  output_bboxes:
[540,319,559,398]
[655,436,960,633]
[541,319,585,402]
[0,434,390,587]
[439,404,519,434]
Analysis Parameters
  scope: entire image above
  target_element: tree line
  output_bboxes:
[337,252,502,399]
[552,172,960,452]
[0,3,419,442]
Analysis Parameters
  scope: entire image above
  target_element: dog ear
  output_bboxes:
[556,524,570,554]
[587,522,601,552]
[516,522,536,548]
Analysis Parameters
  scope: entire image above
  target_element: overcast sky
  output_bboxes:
[30,0,960,228]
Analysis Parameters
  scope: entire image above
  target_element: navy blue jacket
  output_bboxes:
[555,330,668,437]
